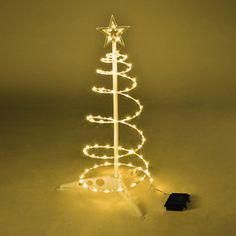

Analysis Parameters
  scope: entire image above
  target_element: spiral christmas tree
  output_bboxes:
[59,16,153,196]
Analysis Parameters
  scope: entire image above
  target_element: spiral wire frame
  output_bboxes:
[79,51,153,193]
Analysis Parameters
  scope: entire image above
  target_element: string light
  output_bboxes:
[77,15,153,193]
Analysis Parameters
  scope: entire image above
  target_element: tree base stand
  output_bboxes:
[57,175,144,218]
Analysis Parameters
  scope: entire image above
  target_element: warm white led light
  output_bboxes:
[77,15,153,193]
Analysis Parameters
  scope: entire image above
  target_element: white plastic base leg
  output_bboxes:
[119,187,144,218]
[56,180,82,191]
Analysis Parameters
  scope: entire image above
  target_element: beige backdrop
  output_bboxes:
[0,1,235,236]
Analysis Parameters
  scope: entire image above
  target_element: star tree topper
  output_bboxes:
[96,15,130,47]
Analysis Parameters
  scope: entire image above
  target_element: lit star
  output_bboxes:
[96,15,130,47]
